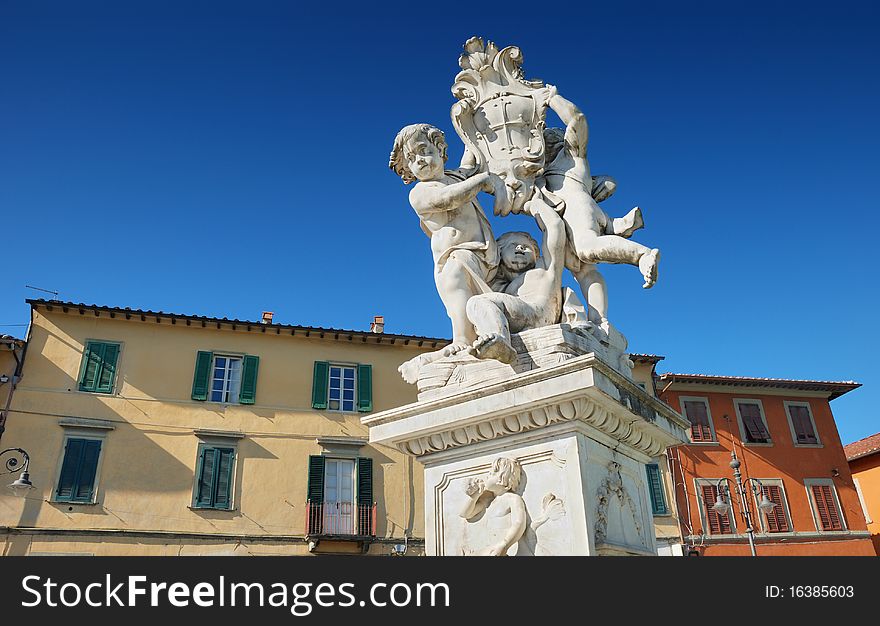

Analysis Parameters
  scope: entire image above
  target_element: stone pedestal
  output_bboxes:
[363,325,689,556]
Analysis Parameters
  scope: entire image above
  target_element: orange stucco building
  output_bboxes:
[845,433,880,555]
[658,373,874,556]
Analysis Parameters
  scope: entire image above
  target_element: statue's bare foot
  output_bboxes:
[639,248,660,288]
[442,341,471,357]
[472,333,516,364]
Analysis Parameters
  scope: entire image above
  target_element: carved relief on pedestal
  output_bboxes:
[530,493,567,556]
[594,461,645,548]
[460,457,528,556]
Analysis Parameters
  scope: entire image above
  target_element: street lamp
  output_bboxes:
[710,449,775,556]
[1,447,34,497]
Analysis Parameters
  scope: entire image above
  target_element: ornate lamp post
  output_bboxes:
[710,449,775,556]
[1,447,34,497]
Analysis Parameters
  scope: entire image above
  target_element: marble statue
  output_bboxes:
[540,92,660,327]
[370,38,691,558]
[390,123,499,356]
[390,37,663,373]
[466,199,567,363]
[450,37,661,331]
[460,457,527,556]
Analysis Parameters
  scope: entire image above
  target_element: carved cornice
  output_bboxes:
[395,393,673,459]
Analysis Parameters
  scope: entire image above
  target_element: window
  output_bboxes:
[698,482,734,534]
[77,341,120,394]
[211,356,242,403]
[54,437,103,503]
[306,455,374,536]
[646,464,668,515]
[753,480,791,533]
[680,397,714,442]
[806,479,845,531]
[785,401,820,445]
[734,400,771,444]
[311,361,373,412]
[191,351,259,404]
[192,445,236,510]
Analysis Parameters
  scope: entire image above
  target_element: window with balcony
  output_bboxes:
[306,455,374,537]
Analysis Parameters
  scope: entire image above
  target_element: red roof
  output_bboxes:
[658,372,860,400]
[845,432,880,461]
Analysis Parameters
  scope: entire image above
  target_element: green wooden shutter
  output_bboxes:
[311,361,329,409]
[213,448,235,509]
[73,440,102,501]
[56,438,85,500]
[95,343,119,393]
[357,456,374,536]
[357,364,373,412]
[307,455,325,535]
[356,457,373,505]
[192,351,213,401]
[239,355,259,405]
[646,464,667,515]
[195,447,217,507]
[78,342,104,391]
[307,455,325,503]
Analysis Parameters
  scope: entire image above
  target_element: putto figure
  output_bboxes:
[390,123,499,355]
[466,199,567,363]
[460,457,527,556]
[540,90,660,326]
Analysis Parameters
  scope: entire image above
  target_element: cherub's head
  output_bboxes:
[497,231,539,273]
[485,457,522,493]
[389,124,448,184]
[543,127,565,163]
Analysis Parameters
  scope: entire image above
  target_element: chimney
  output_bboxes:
[370,315,385,334]
[261,311,274,325]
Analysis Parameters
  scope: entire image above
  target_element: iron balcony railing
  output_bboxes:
[306,500,376,537]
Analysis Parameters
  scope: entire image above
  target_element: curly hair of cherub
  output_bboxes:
[389,123,449,184]
[490,457,523,492]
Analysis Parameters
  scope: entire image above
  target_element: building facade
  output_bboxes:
[659,373,874,556]
[0,300,445,556]
[630,355,685,555]
[845,432,880,555]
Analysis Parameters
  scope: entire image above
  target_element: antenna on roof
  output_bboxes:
[25,285,60,299]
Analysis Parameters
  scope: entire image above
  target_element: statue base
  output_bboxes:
[363,326,690,556]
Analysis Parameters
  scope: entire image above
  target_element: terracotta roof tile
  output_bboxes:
[845,432,880,461]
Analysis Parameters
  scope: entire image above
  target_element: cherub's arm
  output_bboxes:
[487,496,527,556]
[547,89,588,158]
[410,172,493,216]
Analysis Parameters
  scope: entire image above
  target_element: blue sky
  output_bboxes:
[1,1,878,444]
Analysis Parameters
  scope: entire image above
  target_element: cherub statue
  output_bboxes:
[461,457,527,556]
[389,123,499,355]
[465,197,566,363]
[540,90,660,326]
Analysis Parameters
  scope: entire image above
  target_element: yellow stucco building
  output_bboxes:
[1,301,687,556]
[0,300,445,556]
